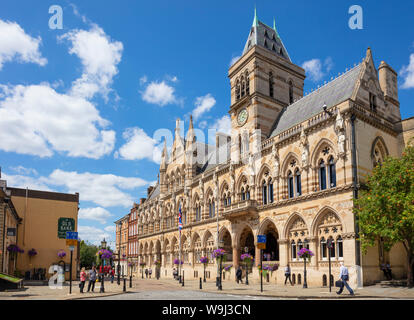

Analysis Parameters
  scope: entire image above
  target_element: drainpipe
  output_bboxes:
[2,203,6,273]
[350,113,362,287]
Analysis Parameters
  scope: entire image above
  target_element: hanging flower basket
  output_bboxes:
[173,258,183,266]
[28,248,38,257]
[154,260,161,267]
[128,262,135,267]
[97,249,113,259]
[213,249,226,262]
[139,262,146,267]
[57,250,66,258]
[224,265,233,273]
[7,244,24,254]
[199,256,209,265]
[297,248,314,261]
[240,253,254,265]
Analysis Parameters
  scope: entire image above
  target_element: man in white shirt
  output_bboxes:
[337,262,354,295]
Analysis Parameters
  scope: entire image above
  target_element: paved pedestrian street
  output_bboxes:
[0,277,413,300]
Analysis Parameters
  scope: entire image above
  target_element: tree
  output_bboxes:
[79,240,98,269]
[354,143,414,287]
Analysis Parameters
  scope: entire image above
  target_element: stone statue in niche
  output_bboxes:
[300,128,309,167]
[338,132,346,155]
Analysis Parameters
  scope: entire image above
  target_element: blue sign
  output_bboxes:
[257,235,266,243]
[66,231,78,240]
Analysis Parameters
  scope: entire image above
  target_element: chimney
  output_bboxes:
[140,198,146,205]
[147,186,154,197]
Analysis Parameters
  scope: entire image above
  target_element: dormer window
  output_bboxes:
[269,72,274,98]
[369,92,377,112]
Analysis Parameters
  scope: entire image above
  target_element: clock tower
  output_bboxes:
[228,10,306,162]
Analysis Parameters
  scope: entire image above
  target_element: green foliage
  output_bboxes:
[354,142,414,287]
[79,240,98,268]
[354,143,414,254]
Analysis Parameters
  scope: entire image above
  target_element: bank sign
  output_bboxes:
[58,218,75,239]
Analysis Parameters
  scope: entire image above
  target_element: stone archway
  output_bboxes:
[239,226,255,259]
[260,220,279,262]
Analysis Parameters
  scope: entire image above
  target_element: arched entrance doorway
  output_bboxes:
[261,221,279,261]
[239,226,255,259]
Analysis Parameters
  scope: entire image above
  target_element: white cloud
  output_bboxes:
[230,55,241,67]
[1,172,52,191]
[46,169,149,208]
[400,53,414,89]
[78,225,114,245]
[302,57,334,82]
[139,75,148,86]
[0,19,47,70]
[9,166,38,176]
[59,24,123,100]
[104,225,116,233]
[209,115,231,135]
[117,127,163,163]
[302,59,324,82]
[79,207,113,224]
[141,81,178,106]
[0,84,116,158]
[192,94,216,121]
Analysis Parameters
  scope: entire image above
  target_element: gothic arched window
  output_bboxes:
[319,159,327,191]
[287,170,294,199]
[328,156,336,188]
[289,80,294,104]
[236,80,241,101]
[269,72,274,98]
[295,168,302,196]
[262,180,268,205]
[291,240,297,260]
[245,71,250,95]
[320,237,327,259]
[268,179,274,203]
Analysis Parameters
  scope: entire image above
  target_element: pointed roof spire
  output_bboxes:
[189,115,194,131]
[252,6,258,27]
[273,17,279,38]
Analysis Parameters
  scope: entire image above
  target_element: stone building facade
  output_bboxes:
[115,214,129,276]
[132,15,412,287]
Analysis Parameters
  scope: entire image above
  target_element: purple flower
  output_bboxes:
[28,248,37,257]
[200,256,209,264]
[241,253,253,261]
[213,249,226,258]
[224,265,233,272]
[98,249,113,259]
[173,259,183,265]
[297,248,314,259]
[58,250,66,258]
[7,244,24,253]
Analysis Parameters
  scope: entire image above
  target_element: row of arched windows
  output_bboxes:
[235,70,250,101]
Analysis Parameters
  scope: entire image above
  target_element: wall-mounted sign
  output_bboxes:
[7,228,16,237]
[58,218,75,239]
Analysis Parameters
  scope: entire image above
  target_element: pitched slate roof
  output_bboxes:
[148,183,160,200]
[243,19,290,61]
[269,63,362,138]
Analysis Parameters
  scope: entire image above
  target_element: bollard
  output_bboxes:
[182,271,184,287]
[123,278,126,292]
[199,277,202,290]
[130,275,132,288]
[100,274,105,293]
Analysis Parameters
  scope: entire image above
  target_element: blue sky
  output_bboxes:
[0,0,413,246]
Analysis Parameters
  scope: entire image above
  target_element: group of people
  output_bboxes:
[79,265,116,293]
[144,268,153,278]
[234,262,356,295]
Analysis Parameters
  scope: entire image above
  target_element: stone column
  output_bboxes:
[232,245,240,269]
[308,236,318,267]
[278,239,289,268]
[255,244,261,267]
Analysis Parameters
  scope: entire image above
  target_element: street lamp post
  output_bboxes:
[117,249,121,285]
[244,247,249,285]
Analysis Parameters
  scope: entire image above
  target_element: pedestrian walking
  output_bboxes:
[149,268,152,279]
[173,268,178,280]
[111,267,115,283]
[336,262,354,295]
[236,266,243,284]
[284,264,293,286]
[87,266,97,292]
[79,267,87,293]
[145,268,148,278]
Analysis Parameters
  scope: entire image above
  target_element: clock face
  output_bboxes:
[237,108,248,126]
